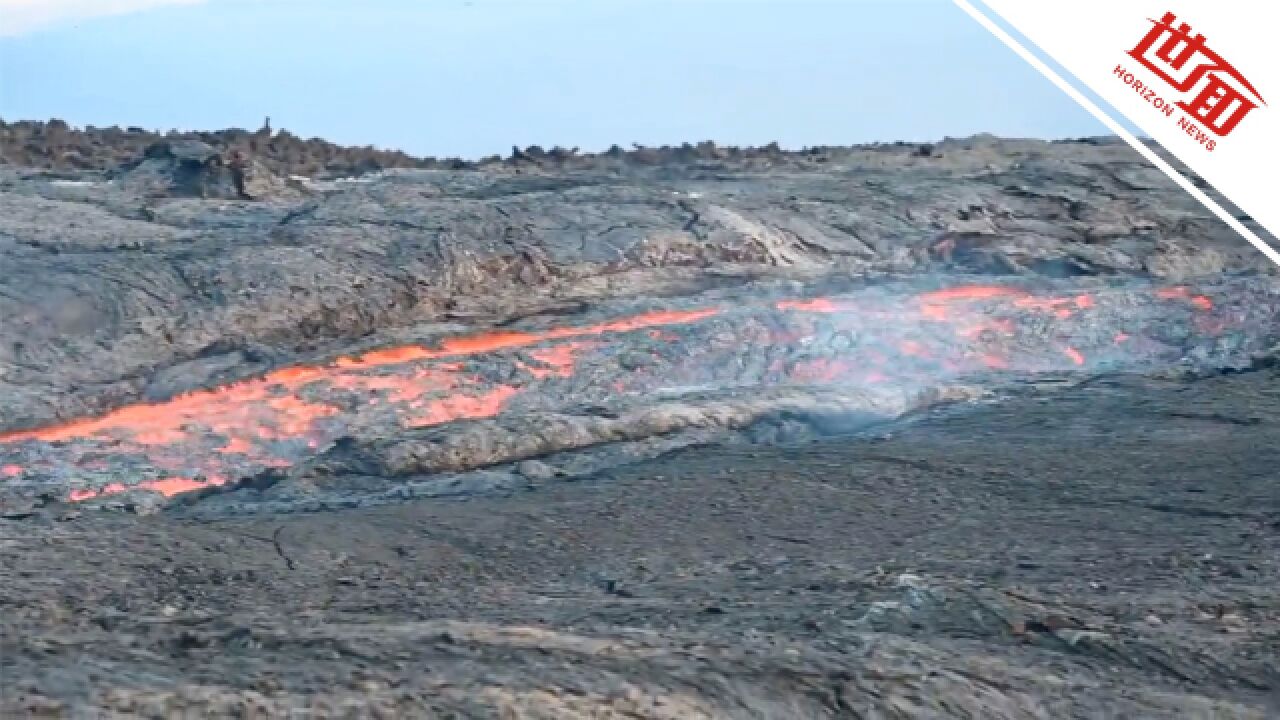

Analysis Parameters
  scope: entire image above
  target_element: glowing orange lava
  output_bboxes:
[775,298,847,313]
[1156,286,1213,310]
[0,308,720,448]
[404,385,521,428]
[0,283,1236,503]
[68,475,229,502]
[0,378,340,446]
[524,342,597,379]
[917,286,1023,303]
[917,287,1030,321]
[332,308,721,371]
[899,340,928,357]
[981,354,1010,369]
[0,306,733,500]
[789,358,857,383]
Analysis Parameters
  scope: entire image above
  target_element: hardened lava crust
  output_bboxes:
[1,126,1278,718]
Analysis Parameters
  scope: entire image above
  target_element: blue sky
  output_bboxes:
[0,0,1106,158]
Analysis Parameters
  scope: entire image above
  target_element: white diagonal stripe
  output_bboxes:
[955,0,1280,269]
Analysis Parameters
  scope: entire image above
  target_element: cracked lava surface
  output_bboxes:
[0,280,1270,504]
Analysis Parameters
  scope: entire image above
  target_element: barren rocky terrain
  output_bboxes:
[1,124,1278,717]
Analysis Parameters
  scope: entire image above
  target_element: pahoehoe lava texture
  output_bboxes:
[4,367,1279,717]
[5,276,1277,510]
[1,132,1273,432]
[2,127,1279,718]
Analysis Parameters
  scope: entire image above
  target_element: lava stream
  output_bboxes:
[0,283,1232,502]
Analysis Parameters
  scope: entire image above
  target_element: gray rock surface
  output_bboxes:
[1,135,1273,433]
[3,366,1277,718]
[3,130,1280,718]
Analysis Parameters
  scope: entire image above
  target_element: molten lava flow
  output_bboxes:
[0,282,1237,503]
[981,354,1009,369]
[775,298,849,313]
[0,307,728,500]
[917,286,1024,303]
[1155,286,1213,309]
[404,385,522,428]
[331,308,720,371]
[0,309,719,444]
[789,358,858,384]
[522,342,598,379]
[898,341,929,357]
[0,377,341,446]
[68,476,229,502]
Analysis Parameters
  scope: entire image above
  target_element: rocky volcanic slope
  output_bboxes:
[0,131,1271,433]
[2,127,1279,717]
[0,118,438,177]
[2,363,1278,718]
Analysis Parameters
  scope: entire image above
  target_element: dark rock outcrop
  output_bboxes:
[112,140,301,200]
[0,118,434,178]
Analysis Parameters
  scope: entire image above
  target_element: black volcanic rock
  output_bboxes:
[0,118,437,178]
[114,139,300,200]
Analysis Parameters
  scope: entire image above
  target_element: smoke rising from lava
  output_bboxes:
[0,280,1262,505]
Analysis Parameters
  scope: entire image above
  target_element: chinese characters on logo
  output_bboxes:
[1114,11,1265,151]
